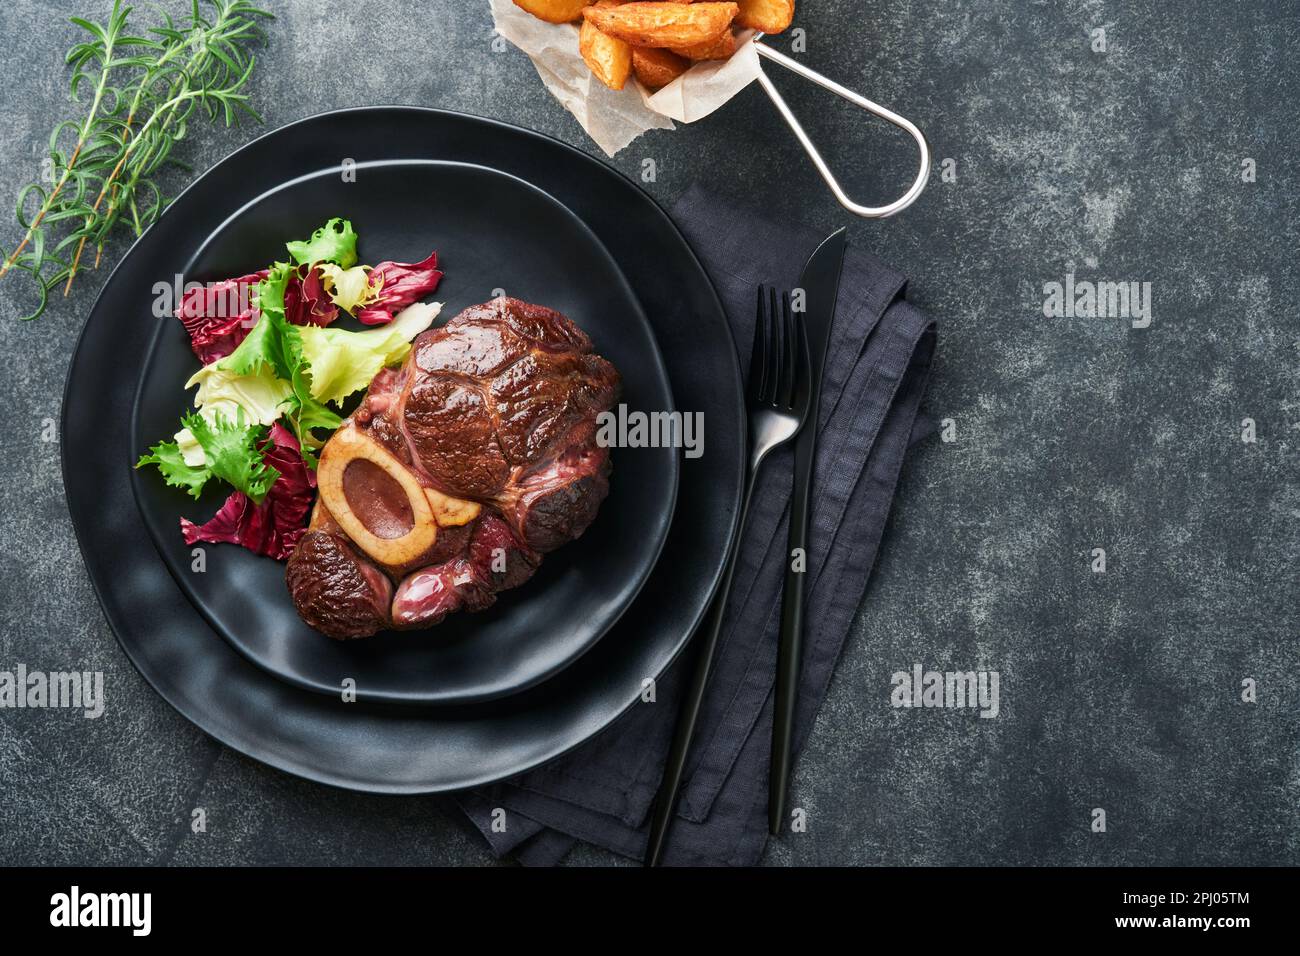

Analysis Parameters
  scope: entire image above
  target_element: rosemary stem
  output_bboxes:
[0,2,122,277]
[64,30,214,291]
[2,1,271,318]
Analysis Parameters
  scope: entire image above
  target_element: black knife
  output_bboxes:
[769,227,847,835]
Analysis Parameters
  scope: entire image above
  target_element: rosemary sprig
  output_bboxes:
[0,0,273,320]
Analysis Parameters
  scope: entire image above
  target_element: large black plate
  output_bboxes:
[63,107,744,792]
[129,160,678,705]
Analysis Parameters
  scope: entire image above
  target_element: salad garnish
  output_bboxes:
[137,218,444,559]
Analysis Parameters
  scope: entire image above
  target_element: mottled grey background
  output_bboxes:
[0,0,1295,866]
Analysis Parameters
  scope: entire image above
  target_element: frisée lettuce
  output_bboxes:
[139,407,279,505]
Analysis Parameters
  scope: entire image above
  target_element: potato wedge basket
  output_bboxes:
[492,0,930,219]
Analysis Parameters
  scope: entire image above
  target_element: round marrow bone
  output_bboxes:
[317,423,482,571]
[317,424,440,568]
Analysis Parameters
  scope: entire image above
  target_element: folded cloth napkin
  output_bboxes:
[453,184,937,866]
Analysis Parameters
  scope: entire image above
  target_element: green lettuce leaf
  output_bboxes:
[220,262,296,380]
[181,408,280,505]
[218,264,341,466]
[277,319,343,468]
[284,362,343,468]
[136,440,211,500]
[172,361,293,466]
[296,301,441,405]
[137,408,279,504]
[223,280,292,382]
[285,218,358,269]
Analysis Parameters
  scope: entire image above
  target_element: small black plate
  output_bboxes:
[64,107,744,793]
[129,160,678,705]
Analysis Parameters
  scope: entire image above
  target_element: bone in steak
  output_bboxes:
[286,297,621,639]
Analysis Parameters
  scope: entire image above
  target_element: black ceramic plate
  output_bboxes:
[64,107,744,792]
[129,160,678,705]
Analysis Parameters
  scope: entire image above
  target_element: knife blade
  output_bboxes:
[769,227,846,835]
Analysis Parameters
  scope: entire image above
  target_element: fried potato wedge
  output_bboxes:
[580,13,633,89]
[670,28,735,60]
[631,46,691,89]
[735,0,794,33]
[512,0,594,23]
[583,2,739,48]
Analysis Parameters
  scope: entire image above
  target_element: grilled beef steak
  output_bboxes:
[286,297,620,639]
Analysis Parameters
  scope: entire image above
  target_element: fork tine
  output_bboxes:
[750,285,769,402]
[778,291,796,409]
[766,286,781,404]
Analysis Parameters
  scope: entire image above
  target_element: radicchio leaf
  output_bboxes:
[179,263,342,367]
[180,422,317,560]
[176,270,268,365]
[284,264,339,328]
[355,251,443,326]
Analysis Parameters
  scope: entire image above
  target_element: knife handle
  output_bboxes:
[769,453,814,835]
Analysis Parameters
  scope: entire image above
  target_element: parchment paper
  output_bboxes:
[489,0,762,156]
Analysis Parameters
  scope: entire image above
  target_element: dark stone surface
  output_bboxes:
[0,0,1294,866]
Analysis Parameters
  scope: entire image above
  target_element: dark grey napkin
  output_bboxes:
[454,185,937,866]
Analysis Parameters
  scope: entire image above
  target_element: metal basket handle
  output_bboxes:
[753,40,931,219]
